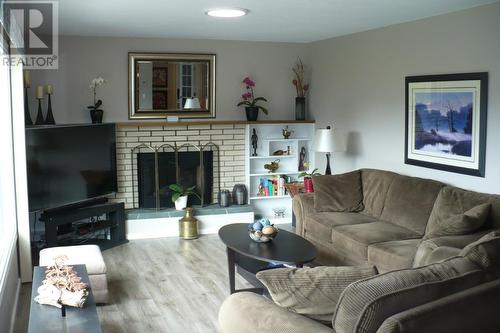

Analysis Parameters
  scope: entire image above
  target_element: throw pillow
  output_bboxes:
[425,203,490,240]
[313,171,364,212]
[256,266,377,323]
[333,256,485,333]
[424,187,492,240]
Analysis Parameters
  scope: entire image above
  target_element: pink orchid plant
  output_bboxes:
[237,77,268,115]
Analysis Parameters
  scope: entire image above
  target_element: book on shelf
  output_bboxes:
[257,175,292,197]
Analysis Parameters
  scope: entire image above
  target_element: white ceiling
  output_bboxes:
[59,0,499,43]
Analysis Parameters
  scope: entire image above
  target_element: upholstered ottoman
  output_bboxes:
[39,244,109,304]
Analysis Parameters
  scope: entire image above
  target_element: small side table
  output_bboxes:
[284,182,305,227]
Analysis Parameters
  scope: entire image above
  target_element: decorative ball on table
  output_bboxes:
[248,218,278,242]
[259,218,271,227]
[252,221,263,231]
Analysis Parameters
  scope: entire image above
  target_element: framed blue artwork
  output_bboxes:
[405,72,487,177]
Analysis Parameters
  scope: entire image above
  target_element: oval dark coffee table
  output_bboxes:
[219,223,317,294]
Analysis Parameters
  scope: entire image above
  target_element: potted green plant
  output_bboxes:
[169,184,201,210]
[237,77,268,121]
[298,168,321,193]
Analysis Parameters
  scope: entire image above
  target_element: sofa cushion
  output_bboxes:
[305,212,377,245]
[425,186,492,239]
[412,239,463,268]
[360,169,398,218]
[426,246,462,265]
[333,256,485,333]
[256,266,377,323]
[426,203,490,240]
[367,239,420,273]
[331,221,421,260]
[460,231,500,274]
[219,292,335,333]
[412,231,492,268]
[380,175,443,235]
[413,239,445,268]
[430,186,500,229]
[313,171,364,213]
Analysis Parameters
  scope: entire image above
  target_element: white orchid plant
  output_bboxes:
[88,77,106,111]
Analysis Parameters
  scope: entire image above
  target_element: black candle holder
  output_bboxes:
[24,87,33,126]
[35,98,44,125]
[45,93,55,124]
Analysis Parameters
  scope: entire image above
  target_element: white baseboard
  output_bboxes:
[126,212,254,240]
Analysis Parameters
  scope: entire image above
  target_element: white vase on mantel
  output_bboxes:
[175,195,188,210]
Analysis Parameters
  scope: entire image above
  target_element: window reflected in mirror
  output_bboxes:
[129,53,215,119]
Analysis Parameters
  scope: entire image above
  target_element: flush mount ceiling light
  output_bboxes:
[206,8,249,18]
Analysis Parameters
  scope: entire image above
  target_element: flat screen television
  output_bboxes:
[26,123,117,212]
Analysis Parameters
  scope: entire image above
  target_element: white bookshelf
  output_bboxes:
[245,122,315,224]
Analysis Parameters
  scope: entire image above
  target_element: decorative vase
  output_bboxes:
[232,184,248,205]
[45,94,55,124]
[174,195,188,210]
[35,99,45,125]
[295,97,306,120]
[245,106,259,121]
[218,190,231,207]
[179,207,199,239]
[304,177,314,193]
[90,109,103,124]
[24,88,33,126]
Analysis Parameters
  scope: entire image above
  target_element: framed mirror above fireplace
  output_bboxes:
[128,52,216,119]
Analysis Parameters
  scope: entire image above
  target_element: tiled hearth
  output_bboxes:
[111,123,246,209]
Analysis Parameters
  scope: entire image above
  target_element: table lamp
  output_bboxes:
[313,125,336,175]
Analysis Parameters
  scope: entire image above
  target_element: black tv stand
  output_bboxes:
[42,197,109,217]
[39,201,127,250]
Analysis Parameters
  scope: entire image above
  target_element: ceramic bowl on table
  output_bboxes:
[248,218,278,243]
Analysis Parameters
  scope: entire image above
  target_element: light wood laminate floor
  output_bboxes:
[14,235,254,333]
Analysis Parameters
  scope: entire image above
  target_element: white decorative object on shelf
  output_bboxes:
[245,122,315,223]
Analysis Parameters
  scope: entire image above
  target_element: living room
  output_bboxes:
[1,0,500,332]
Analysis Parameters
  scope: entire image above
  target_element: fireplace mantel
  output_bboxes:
[117,119,315,127]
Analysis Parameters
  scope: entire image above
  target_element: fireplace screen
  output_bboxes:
[130,143,220,209]
[137,151,213,208]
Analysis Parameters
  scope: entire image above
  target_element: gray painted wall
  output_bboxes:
[0,244,19,333]
[29,36,307,123]
[26,4,500,194]
[309,2,500,194]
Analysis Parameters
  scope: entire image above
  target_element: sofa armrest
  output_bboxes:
[376,279,500,333]
[292,193,315,236]
[219,292,334,333]
[413,230,495,267]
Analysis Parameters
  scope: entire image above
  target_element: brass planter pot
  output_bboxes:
[179,207,199,239]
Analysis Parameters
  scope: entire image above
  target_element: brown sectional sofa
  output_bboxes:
[293,169,500,272]
[219,231,500,333]
[219,169,500,333]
